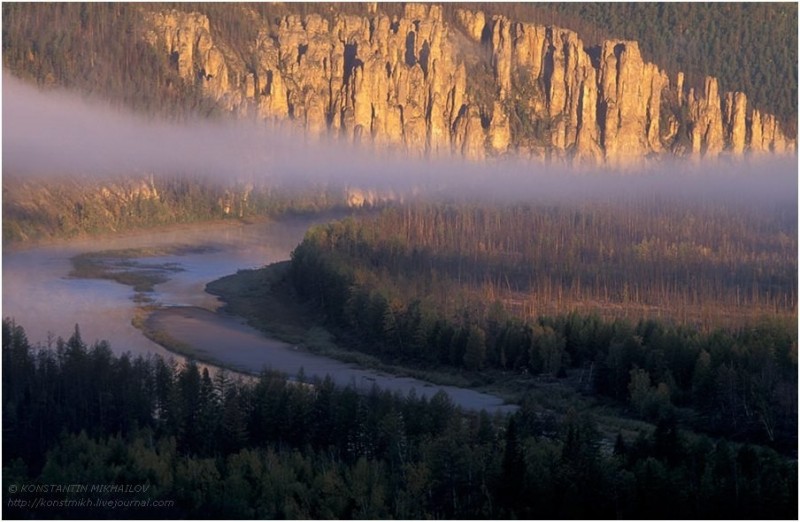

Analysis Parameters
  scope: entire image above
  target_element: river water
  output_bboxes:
[3,218,314,356]
[3,217,516,414]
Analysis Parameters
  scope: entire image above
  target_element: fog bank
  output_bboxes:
[3,73,797,207]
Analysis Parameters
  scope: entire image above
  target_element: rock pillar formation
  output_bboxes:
[140,5,795,163]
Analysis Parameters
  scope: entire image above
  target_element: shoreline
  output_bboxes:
[3,216,274,253]
[143,305,518,414]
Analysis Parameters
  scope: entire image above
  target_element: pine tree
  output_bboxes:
[463,325,486,371]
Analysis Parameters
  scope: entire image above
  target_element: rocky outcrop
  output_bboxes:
[143,11,239,103]
[750,109,790,154]
[454,104,486,160]
[253,4,472,156]
[723,92,747,155]
[687,77,725,158]
[139,5,795,164]
[598,41,669,165]
[456,9,486,42]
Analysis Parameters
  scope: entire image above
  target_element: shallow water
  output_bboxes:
[147,306,516,414]
[3,218,313,355]
[3,217,516,414]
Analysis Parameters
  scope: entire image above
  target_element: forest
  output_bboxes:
[2,2,796,134]
[2,175,350,244]
[2,3,797,519]
[281,199,797,452]
[3,319,797,519]
[290,199,797,325]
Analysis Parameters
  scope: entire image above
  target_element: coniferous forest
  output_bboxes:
[283,198,797,448]
[5,191,796,519]
[3,319,797,519]
[2,2,797,520]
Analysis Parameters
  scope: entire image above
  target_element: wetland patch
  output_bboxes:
[70,245,220,292]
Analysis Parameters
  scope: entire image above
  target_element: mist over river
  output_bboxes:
[3,217,516,414]
[3,218,316,355]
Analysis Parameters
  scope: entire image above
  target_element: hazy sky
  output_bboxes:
[2,72,797,207]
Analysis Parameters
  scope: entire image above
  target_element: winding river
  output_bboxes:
[3,217,517,414]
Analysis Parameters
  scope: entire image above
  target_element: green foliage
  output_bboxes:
[463,324,487,370]
[628,368,672,421]
[532,324,568,377]
[3,320,797,518]
[503,69,559,149]
[284,201,797,449]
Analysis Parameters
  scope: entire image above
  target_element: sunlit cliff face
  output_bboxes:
[135,5,794,163]
[2,72,797,210]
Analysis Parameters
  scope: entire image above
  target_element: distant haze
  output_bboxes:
[3,72,797,208]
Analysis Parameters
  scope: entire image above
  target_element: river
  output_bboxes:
[3,217,517,414]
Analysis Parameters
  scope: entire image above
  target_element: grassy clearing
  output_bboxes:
[81,245,218,260]
[71,258,169,292]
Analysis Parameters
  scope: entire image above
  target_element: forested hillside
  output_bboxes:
[4,320,797,518]
[2,4,199,118]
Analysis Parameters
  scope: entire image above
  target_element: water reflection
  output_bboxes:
[3,217,319,356]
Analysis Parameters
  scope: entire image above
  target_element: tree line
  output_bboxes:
[289,200,796,326]
[3,319,797,518]
[287,202,797,449]
[3,175,352,244]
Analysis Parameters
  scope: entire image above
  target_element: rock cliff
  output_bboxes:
[140,4,794,164]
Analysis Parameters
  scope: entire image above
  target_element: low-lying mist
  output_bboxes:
[3,72,797,210]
